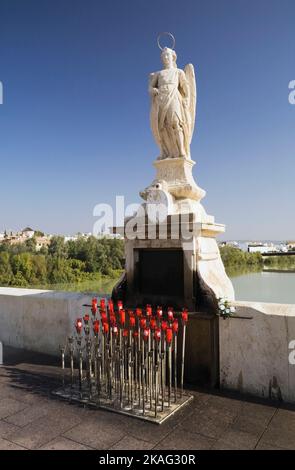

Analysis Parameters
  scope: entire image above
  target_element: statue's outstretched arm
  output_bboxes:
[149,72,158,97]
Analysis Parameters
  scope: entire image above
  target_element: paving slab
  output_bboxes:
[0,398,28,419]
[6,411,82,450]
[0,437,27,450]
[63,416,127,450]
[212,428,261,450]
[4,403,52,427]
[258,409,295,450]
[110,435,155,450]
[0,419,20,438]
[154,429,215,450]
[39,436,93,450]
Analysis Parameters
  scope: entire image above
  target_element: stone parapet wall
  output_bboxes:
[219,301,295,403]
[0,287,89,356]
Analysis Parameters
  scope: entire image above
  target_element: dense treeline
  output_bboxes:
[220,245,295,269]
[0,236,124,287]
[220,245,263,267]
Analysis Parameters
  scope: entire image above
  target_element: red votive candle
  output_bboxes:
[117,300,123,311]
[166,327,173,344]
[101,311,107,324]
[93,320,100,335]
[113,325,118,335]
[156,307,163,319]
[91,298,98,315]
[136,308,142,318]
[182,308,188,324]
[167,307,174,321]
[119,309,126,326]
[146,304,152,317]
[100,298,106,310]
[154,328,161,342]
[103,322,109,334]
[161,320,168,331]
[172,319,179,334]
[110,314,116,326]
[108,299,114,314]
[140,318,146,329]
[75,318,83,334]
[150,318,157,330]
[143,328,150,341]
[129,316,136,328]
[123,329,128,338]
[83,314,90,323]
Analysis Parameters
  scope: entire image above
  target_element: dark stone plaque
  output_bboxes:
[138,249,184,297]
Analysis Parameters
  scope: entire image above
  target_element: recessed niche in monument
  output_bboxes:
[138,249,184,297]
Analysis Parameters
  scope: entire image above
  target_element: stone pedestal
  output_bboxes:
[140,158,213,223]
[113,213,234,312]
[153,157,205,202]
[113,157,234,310]
[112,212,231,388]
[112,158,234,389]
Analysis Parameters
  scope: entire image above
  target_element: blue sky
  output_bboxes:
[0,0,294,239]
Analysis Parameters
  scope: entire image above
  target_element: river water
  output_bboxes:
[230,269,295,305]
[24,268,295,305]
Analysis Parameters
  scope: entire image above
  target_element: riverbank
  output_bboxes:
[220,246,295,273]
[0,271,122,295]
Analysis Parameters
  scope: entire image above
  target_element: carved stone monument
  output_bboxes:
[112,34,235,386]
[113,34,234,315]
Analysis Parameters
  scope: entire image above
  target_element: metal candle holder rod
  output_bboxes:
[53,300,193,424]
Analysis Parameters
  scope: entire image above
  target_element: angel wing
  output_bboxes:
[149,72,162,149]
[184,63,197,143]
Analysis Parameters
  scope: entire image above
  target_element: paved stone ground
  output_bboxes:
[0,346,294,450]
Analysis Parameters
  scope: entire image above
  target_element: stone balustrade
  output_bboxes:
[220,301,295,404]
[0,287,89,356]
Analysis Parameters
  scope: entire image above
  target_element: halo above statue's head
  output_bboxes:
[157,32,175,51]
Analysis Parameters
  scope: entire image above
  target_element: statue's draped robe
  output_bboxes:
[150,68,191,158]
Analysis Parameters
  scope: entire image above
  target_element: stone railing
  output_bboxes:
[0,287,89,356]
[219,301,295,404]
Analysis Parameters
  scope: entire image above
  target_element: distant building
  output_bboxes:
[35,235,52,251]
[64,232,91,243]
[248,244,277,254]
[287,241,295,251]
[97,232,124,240]
[21,227,35,239]
[0,227,52,249]
[219,241,240,248]
[64,236,78,243]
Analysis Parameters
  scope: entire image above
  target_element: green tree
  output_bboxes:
[10,253,34,282]
[13,271,28,287]
[48,236,68,258]
[0,252,13,285]
[32,254,47,283]
[24,237,37,252]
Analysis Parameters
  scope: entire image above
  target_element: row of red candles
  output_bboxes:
[74,299,189,345]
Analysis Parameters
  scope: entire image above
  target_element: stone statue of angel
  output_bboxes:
[149,46,196,160]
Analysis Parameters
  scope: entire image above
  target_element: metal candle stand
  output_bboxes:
[53,299,193,424]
